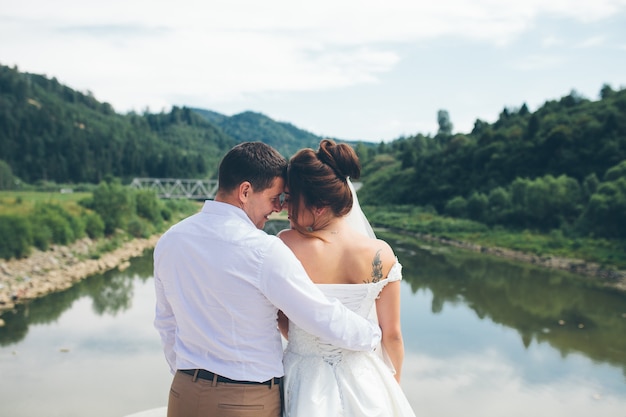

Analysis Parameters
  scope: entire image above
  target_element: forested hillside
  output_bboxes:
[192,108,323,157]
[0,65,239,184]
[0,64,332,186]
[359,86,626,238]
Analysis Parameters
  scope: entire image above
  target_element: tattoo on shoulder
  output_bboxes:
[365,249,383,284]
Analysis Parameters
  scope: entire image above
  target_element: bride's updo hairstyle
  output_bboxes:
[287,139,361,233]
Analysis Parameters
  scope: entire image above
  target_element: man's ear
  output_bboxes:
[239,181,252,202]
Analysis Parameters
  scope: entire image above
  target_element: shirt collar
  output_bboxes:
[201,200,255,228]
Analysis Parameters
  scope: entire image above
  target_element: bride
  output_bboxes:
[277,139,416,417]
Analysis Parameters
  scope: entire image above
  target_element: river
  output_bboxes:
[0,229,625,417]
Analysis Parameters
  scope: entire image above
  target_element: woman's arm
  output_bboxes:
[376,278,404,383]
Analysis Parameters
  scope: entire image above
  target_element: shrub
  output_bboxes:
[90,181,134,235]
[467,192,488,223]
[579,178,626,238]
[135,189,162,224]
[444,196,467,218]
[32,224,52,251]
[127,216,151,238]
[32,204,77,245]
[160,206,172,221]
[0,215,32,258]
[85,213,105,239]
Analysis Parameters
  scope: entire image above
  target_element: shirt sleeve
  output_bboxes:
[260,239,382,352]
[153,245,177,374]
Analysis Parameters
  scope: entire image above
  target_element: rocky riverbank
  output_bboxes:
[0,234,160,315]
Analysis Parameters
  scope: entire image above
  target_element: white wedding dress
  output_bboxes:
[282,261,417,417]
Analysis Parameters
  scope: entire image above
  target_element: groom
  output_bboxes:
[154,141,381,417]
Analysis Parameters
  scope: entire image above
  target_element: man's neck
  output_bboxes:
[214,191,237,206]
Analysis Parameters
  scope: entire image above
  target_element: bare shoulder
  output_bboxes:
[371,237,396,264]
[277,228,310,255]
[277,228,297,244]
[363,237,397,283]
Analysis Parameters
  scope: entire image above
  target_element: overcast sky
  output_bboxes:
[1,0,625,142]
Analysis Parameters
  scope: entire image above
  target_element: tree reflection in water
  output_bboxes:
[383,231,626,377]
[0,249,155,346]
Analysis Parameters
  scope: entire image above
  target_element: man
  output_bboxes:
[154,142,381,417]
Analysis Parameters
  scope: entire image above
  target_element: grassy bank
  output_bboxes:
[0,190,91,214]
[0,187,201,261]
[363,205,626,271]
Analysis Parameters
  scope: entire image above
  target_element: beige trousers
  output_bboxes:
[167,370,282,417]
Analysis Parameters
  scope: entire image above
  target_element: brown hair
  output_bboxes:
[288,139,361,231]
[218,142,287,193]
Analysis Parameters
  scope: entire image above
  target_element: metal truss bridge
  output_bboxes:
[130,178,218,200]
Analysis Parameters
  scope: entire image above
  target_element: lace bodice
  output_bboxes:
[286,262,402,363]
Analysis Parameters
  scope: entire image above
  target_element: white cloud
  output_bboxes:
[577,35,607,47]
[1,0,625,139]
[541,36,565,48]
[513,54,566,71]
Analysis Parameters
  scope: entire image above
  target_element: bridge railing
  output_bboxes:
[130,178,218,200]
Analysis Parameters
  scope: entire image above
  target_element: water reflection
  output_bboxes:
[0,251,169,417]
[380,231,626,377]
[1,228,625,417]
[0,249,154,346]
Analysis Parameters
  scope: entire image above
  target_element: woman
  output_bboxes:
[277,139,416,417]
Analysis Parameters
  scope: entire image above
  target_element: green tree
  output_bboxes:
[90,181,134,235]
[466,192,488,223]
[580,179,626,238]
[32,203,82,245]
[487,187,512,224]
[600,83,615,100]
[582,173,599,200]
[579,160,626,238]
[135,189,163,224]
[437,109,453,136]
[508,176,580,230]
[444,196,467,218]
[0,160,15,189]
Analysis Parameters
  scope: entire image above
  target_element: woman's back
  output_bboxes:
[278,220,396,285]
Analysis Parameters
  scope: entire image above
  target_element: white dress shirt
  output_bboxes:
[154,200,381,382]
